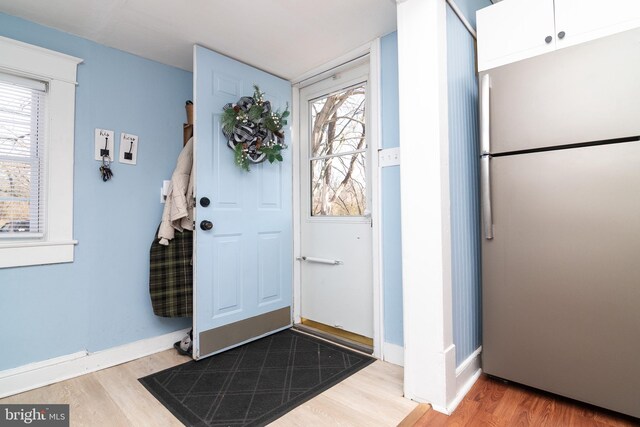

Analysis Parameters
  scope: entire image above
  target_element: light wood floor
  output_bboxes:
[0,349,417,426]
[400,375,640,427]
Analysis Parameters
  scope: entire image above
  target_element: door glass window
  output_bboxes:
[309,84,366,216]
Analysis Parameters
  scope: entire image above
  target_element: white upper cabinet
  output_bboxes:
[477,0,556,72]
[477,0,640,72]
[554,0,640,50]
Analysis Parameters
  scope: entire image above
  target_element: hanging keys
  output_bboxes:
[100,156,113,182]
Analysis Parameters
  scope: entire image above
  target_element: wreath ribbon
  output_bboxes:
[222,98,285,164]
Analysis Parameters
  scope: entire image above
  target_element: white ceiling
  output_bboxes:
[0,0,397,80]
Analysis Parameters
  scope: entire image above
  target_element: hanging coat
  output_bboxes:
[149,224,193,317]
[149,137,194,317]
[158,137,195,245]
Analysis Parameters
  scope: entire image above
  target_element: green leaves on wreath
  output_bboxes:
[234,143,250,172]
[248,105,263,121]
[259,145,284,163]
[222,107,238,135]
[264,106,289,133]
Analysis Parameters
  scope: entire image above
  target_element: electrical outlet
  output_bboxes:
[378,147,400,167]
[94,128,115,161]
[119,132,139,165]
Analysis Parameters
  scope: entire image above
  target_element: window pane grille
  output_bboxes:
[0,75,46,237]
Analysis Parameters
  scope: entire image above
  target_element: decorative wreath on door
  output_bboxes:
[221,85,289,171]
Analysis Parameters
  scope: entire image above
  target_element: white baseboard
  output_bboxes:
[447,346,482,413]
[404,346,481,415]
[0,328,190,399]
[383,342,404,366]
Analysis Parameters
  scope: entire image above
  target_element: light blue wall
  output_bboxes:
[0,13,192,371]
[446,0,490,366]
[452,0,491,29]
[380,32,403,346]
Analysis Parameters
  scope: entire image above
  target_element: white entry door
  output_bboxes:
[299,63,373,339]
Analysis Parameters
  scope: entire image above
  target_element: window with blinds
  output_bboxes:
[0,73,47,238]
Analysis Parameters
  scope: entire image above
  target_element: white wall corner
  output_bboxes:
[398,0,454,414]
[0,328,190,399]
[403,342,456,411]
[447,346,483,413]
[383,342,404,366]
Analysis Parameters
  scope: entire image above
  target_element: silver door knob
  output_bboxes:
[545,36,553,44]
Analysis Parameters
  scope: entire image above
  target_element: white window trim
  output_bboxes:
[0,36,82,268]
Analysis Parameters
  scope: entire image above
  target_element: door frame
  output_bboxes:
[291,40,384,359]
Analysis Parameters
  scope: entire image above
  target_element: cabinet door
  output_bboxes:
[477,0,555,71]
[554,0,640,50]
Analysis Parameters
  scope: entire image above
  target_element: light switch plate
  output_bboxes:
[160,180,170,203]
[378,147,400,167]
[94,128,115,161]
[119,132,139,165]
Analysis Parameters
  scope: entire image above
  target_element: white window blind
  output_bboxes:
[0,72,47,238]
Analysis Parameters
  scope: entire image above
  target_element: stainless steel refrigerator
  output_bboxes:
[480,27,640,418]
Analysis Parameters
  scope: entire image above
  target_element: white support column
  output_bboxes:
[396,0,456,413]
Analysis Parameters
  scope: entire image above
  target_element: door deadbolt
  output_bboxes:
[200,197,210,207]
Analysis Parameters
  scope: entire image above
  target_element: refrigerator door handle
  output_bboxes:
[480,73,493,239]
[481,154,494,240]
[480,74,490,155]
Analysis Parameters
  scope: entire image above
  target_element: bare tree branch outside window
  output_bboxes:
[310,85,366,216]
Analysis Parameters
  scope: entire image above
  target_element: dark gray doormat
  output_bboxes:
[139,328,375,427]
